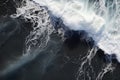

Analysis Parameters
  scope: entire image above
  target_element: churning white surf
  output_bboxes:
[32,0,120,62]
[10,0,120,62]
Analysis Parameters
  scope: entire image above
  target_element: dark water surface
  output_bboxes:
[0,0,120,80]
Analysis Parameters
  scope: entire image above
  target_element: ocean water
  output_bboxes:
[10,0,120,62]
[31,0,120,62]
[0,0,120,80]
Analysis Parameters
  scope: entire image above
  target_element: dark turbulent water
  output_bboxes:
[0,0,120,80]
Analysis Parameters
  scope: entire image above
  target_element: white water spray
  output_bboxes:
[32,0,120,62]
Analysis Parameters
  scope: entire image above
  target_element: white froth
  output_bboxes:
[33,0,120,62]
[1,0,54,76]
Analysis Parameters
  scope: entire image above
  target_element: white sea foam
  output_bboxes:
[11,0,54,53]
[1,0,120,77]
[0,0,54,76]
[32,0,120,62]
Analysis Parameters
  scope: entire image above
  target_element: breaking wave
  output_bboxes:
[29,0,120,62]
[1,0,120,79]
[10,0,120,63]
